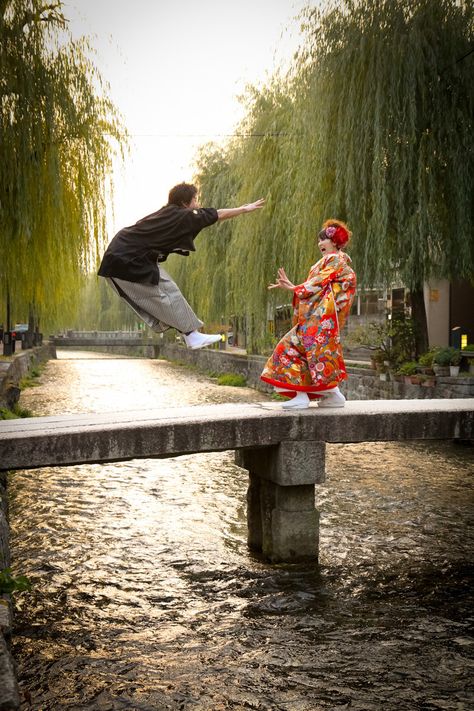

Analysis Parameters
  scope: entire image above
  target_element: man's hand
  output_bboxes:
[268,267,295,291]
[241,198,265,213]
[217,198,265,221]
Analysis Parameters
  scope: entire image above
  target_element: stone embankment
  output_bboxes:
[0,343,56,410]
[0,344,55,710]
[0,470,19,710]
[158,343,474,399]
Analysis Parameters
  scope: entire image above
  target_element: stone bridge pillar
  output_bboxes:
[235,441,326,563]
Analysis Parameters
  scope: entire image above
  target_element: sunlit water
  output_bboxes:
[8,350,474,710]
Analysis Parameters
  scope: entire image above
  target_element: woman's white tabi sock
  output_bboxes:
[281,391,310,409]
[317,386,346,408]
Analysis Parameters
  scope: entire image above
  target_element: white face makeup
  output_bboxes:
[318,236,338,256]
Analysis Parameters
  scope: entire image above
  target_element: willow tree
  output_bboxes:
[167,0,474,354]
[0,0,125,333]
[288,0,474,353]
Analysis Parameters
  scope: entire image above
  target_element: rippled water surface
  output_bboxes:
[9,351,474,710]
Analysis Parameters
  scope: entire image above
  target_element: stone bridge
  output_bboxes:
[50,330,158,347]
[1,399,472,562]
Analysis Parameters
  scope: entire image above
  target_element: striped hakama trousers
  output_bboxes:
[107,267,203,334]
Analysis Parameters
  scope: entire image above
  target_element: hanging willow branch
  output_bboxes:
[0,0,127,330]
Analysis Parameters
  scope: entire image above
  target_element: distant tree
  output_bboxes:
[0,0,125,333]
[72,275,142,332]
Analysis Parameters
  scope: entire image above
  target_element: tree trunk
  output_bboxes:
[410,288,429,357]
[6,285,11,332]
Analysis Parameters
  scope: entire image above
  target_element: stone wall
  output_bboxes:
[0,343,56,410]
[159,344,474,400]
[0,344,55,710]
[0,472,20,709]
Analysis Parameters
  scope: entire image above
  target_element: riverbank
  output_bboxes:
[0,344,55,710]
[158,343,474,400]
[3,340,472,408]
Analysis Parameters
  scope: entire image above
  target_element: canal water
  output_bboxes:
[9,351,474,710]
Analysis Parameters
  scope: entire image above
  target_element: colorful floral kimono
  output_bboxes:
[261,252,356,394]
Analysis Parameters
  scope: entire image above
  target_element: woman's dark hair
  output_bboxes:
[168,182,198,207]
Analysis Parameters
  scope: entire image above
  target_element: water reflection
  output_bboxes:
[9,351,474,710]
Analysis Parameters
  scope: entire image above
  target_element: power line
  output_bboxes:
[109,132,293,138]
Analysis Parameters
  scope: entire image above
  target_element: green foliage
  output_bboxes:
[0,403,33,419]
[418,349,437,367]
[0,567,31,595]
[19,363,43,389]
[167,0,473,353]
[397,361,419,376]
[19,376,39,390]
[216,373,247,387]
[0,0,127,332]
[447,347,462,365]
[71,275,143,331]
[433,346,455,366]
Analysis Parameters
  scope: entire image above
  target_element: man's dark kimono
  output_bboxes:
[97,204,219,334]
[98,204,218,285]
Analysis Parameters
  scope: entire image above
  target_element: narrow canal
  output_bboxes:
[9,351,474,710]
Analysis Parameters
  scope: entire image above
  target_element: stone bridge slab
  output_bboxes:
[1,398,473,562]
[0,399,472,472]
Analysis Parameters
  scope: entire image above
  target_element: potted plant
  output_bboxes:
[432,347,452,376]
[418,350,436,375]
[449,348,462,377]
[461,344,474,375]
[396,361,418,384]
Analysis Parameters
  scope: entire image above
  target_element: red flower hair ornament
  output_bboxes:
[323,222,351,248]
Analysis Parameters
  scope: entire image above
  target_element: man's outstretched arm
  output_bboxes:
[216,198,265,221]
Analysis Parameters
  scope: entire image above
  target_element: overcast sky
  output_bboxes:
[65,0,309,232]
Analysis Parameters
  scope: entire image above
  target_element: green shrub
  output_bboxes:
[0,568,31,596]
[448,348,462,366]
[433,346,460,366]
[0,404,33,420]
[418,349,436,367]
[396,361,418,376]
[217,373,247,387]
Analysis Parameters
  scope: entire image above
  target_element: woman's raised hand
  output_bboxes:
[268,267,295,291]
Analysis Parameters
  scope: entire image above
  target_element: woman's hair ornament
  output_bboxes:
[321,219,352,248]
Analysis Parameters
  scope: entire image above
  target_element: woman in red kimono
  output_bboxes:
[261,219,356,409]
